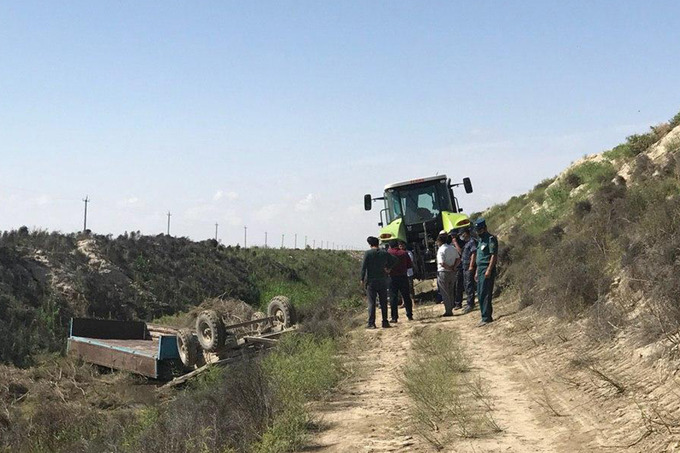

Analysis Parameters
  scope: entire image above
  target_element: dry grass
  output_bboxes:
[401,327,501,449]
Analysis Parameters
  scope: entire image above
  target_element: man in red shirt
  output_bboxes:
[388,240,414,322]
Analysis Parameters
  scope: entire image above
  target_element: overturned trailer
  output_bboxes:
[67,296,296,382]
[67,318,182,379]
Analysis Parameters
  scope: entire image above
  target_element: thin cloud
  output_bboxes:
[295,193,315,212]
[213,190,239,201]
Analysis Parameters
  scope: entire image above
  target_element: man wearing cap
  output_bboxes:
[474,219,498,326]
[436,232,460,317]
[387,240,414,322]
[459,227,477,314]
[361,236,399,329]
[450,228,466,310]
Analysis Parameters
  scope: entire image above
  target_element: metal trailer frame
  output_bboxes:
[67,315,296,382]
[67,318,182,379]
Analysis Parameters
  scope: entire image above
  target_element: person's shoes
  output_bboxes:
[441,313,454,317]
[382,321,391,328]
[366,324,377,329]
[407,316,414,321]
[453,304,462,310]
[477,320,493,327]
[462,306,473,314]
[390,318,398,323]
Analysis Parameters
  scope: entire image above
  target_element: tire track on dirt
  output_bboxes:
[309,321,425,452]
[310,300,604,452]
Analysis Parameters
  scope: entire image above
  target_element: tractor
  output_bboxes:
[364,175,473,280]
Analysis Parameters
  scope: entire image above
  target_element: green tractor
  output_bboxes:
[364,175,473,280]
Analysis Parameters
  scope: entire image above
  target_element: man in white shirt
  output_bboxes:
[436,232,461,317]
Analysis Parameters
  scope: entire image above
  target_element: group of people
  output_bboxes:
[360,218,498,329]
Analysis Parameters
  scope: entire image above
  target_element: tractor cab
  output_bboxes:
[364,175,473,279]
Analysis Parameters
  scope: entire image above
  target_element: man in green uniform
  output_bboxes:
[361,236,398,329]
[474,219,498,327]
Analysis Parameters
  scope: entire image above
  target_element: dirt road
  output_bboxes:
[310,298,680,452]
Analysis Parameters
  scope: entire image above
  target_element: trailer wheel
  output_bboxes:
[176,328,199,368]
[196,310,225,352]
[267,296,295,328]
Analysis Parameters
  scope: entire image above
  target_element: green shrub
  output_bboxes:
[255,334,342,452]
[533,177,556,191]
[545,183,570,211]
[603,144,634,161]
[670,109,680,129]
[568,161,617,188]
[626,132,657,155]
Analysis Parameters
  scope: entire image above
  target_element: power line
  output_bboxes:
[82,195,89,232]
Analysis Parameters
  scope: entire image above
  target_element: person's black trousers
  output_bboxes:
[389,275,413,321]
[367,278,389,326]
[464,269,476,308]
[453,266,464,307]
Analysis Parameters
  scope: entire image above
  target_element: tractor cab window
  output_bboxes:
[402,186,439,224]
[385,181,453,225]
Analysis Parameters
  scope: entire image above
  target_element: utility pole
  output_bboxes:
[166,211,171,235]
[214,223,219,241]
[313,239,316,249]
[265,231,268,248]
[281,234,285,249]
[244,226,247,248]
[294,233,297,249]
[82,195,89,232]
[305,235,308,248]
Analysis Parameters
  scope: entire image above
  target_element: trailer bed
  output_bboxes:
[67,318,181,379]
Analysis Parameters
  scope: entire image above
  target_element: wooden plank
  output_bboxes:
[160,350,260,389]
[242,336,279,346]
[223,317,275,329]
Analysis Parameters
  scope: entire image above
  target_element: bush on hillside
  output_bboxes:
[626,131,658,156]
[670,110,680,129]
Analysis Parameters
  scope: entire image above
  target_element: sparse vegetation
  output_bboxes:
[401,327,500,448]
[491,114,680,349]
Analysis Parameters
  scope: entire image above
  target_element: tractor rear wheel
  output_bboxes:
[267,296,295,328]
[195,310,225,352]
[176,328,199,368]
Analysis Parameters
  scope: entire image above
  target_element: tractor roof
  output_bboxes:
[384,175,447,191]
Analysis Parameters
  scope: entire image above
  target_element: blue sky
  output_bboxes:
[1,1,679,247]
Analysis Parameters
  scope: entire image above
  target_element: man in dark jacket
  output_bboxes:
[361,236,398,328]
[387,240,414,322]
[474,219,498,326]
